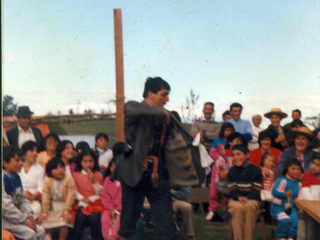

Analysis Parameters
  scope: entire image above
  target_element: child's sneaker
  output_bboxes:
[206,211,214,221]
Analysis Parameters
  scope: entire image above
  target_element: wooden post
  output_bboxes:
[114,9,125,142]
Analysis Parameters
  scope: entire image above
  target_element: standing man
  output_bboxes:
[248,114,263,150]
[6,106,44,151]
[283,109,302,131]
[112,77,183,240]
[226,102,253,142]
[191,102,221,153]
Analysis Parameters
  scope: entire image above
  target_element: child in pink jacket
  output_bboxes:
[101,158,122,240]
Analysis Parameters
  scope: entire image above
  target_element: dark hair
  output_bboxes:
[292,109,301,117]
[44,132,61,150]
[291,119,304,128]
[225,132,246,149]
[2,146,23,169]
[219,122,235,138]
[312,152,320,162]
[260,151,274,167]
[105,158,116,177]
[231,143,250,155]
[312,128,320,149]
[76,141,90,153]
[258,130,277,147]
[230,102,243,111]
[204,102,214,108]
[95,132,109,142]
[142,77,170,98]
[46,157,65,177]
[75,148,100,172]
[56,140,74,158]
[21,141,38,155]
[282,157,303,176]
[222,110,230,117]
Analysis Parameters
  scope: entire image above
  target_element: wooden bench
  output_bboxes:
[186,187,210,213]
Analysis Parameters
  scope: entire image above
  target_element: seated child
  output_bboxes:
[38,158,76,240]
[259,151,275,224]
[301,152,320,200]
[19,141,44,220]
[227,144,263,240]
[101,158,122,240]
[209,122,235,161]
[207,132,245,221]
[95,132,113,175]
[2,146,46,240]
[260,151,275,201]
[271,158,303,240]
[301,152,320,238]
[72,148,104,240]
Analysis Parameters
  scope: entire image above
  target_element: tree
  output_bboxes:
[69,108,74,115]
[304,114,320,129]
[180,88,200,123]
[3,95,18,116]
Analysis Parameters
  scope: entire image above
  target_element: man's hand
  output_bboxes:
[37,215,47,224]
[82,197,92,204]
[238,197,247,206]
[285,191,292,198]
[25,190,36,201]
[86,169,96,183]
[219,169,228,180]
[60,213,71,223]
[26,216,36,231]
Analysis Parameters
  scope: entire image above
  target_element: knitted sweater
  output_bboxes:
[42,174,76,216]
[301,171,320,200]
[227,163,263,201]
[271,175,302,208]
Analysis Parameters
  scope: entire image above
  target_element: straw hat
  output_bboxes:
[292,126,313,140]
[264,108,288,119]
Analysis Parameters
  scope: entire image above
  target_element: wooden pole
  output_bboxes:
[114,9,125,142]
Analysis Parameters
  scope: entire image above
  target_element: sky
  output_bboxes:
[2,0,320,129]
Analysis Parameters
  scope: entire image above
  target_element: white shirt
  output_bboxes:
[248,125,263,151]
[97,148,113,167]
[18,125,36,148]
[19,162,44,195]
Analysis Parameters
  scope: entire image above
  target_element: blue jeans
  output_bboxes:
[118,161,179,240]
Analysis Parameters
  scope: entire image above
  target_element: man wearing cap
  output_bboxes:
[6,106,44,150]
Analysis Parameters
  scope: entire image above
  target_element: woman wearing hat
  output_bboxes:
[264,108,289,151]
[275,126,315,177]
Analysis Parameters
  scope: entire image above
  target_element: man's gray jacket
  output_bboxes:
[111,101,204,188]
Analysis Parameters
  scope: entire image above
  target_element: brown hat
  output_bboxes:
[292,126,313,140]
[264,108,288,119]
[15,106,34,117]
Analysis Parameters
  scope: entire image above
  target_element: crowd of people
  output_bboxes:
[2,77,320,240]
[191,101,320,240]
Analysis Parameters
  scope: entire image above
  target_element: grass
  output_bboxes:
[144,212,275,240]
[47,120,192,148]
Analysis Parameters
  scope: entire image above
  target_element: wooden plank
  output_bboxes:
[296,200,320,223]
[114,9,125,142]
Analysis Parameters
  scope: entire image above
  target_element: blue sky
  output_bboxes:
[2,0,320,128]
